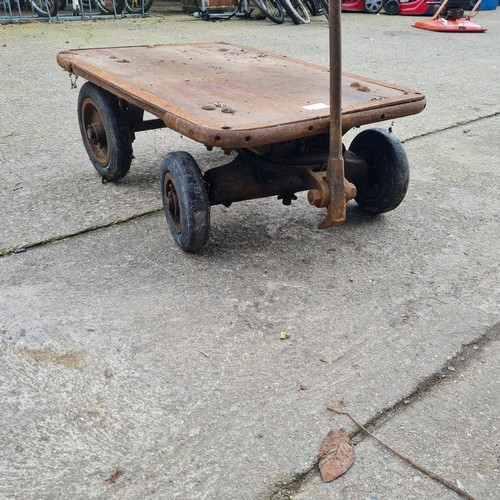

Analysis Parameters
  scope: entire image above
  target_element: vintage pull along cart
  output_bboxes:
[57,6,425,252]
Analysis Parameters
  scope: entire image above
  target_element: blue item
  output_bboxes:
[477,0,497,10]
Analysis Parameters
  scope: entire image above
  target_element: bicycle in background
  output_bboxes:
[59,0,125,14]
[280,0,310,23]
[2,0,59,16]
[58,0,150,15]
[125,0,153,14]
[194,0,314,23]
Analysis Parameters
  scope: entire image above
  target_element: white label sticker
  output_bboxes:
[302,103,330,111]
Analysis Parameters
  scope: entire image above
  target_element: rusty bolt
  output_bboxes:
[86,125,97,144]
[345,180,357,202]
[308,189,323,208]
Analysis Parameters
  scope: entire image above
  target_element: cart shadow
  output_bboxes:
[198,201,391,258]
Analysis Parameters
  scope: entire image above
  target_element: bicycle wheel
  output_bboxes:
[1,0,12,12]
[96,0,124,14]
[281,0,310,24]
[318,0,327,18]
[28,0,58,16]
[253,0,284,23]
[58,0,87,14]
[125,0,152,13]
[303,0,318,15]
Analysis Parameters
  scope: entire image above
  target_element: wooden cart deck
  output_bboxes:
[57,42,426,149]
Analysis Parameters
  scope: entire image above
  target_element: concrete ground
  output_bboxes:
[0,6,499,500]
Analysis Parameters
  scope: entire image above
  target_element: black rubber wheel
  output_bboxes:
[96,0,125,14]
[364,0,383,13]
[125,0,153,13]
[383,0,400,15]
[253,0,284,23]
[348,128,409,214]
[303,0,318,16]
[160,152,210,252]
[78,82,133,182]
[29,0,58,17]
[318,0,328,18]
[281,0,310,24]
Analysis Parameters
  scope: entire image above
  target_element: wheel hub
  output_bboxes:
[81,98,110,167]
[164,173,182,234]
[86,125,98,144]
[365,0,382,12]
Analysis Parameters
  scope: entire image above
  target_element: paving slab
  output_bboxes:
[294,330,500,500]
[0,8,499,500]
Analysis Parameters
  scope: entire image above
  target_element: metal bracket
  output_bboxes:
[307,170,356,215]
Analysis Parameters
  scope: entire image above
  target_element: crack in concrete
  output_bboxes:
[402,110,500,144]
[268,321,500,499]
[270,469,316,500]
[0,208,163,258]
[352,321,499,441]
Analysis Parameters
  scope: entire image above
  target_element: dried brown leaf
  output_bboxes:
[318,429,355,482]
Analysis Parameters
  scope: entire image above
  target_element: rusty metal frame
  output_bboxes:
[203,144,361,209]
[57,38,426,228]
[57,42,425,151]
